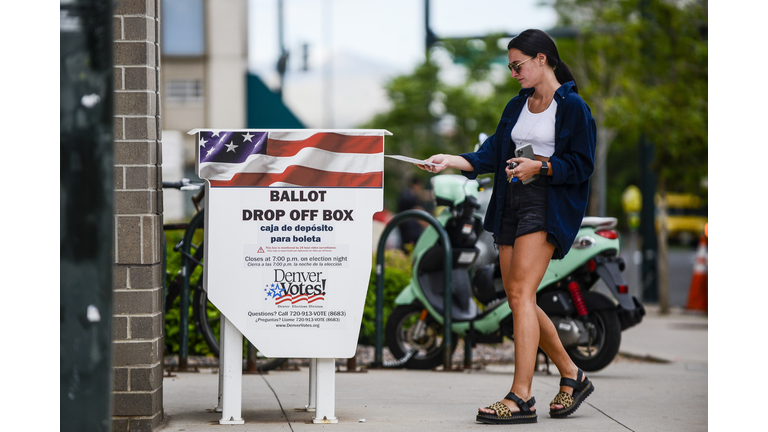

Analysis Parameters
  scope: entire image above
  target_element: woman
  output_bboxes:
[418,29,596,425]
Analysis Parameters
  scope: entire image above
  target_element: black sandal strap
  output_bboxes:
[504,392,536,413]
[559,369,586,390]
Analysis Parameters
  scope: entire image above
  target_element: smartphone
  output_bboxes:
[514,144,538,185]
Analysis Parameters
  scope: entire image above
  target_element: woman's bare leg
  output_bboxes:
[478,231,553,415]
[535,306,585,410]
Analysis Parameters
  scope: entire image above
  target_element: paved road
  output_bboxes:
[621,232,698,308]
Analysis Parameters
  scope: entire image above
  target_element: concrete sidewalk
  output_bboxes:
[158,305,708,431]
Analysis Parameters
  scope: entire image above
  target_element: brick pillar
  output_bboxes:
[112,1,164,430]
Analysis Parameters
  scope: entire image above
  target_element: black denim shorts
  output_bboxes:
[494,175,549,246]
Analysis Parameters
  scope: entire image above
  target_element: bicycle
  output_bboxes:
[163,178,286,372]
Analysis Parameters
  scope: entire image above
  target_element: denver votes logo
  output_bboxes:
[264,269,326,305]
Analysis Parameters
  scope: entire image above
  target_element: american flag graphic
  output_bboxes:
[274,293,325,305]
[265,283,325,305]
[195,130,387,187]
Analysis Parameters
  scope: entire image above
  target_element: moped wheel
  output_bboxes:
[566,309,621,372]
[193,279,287,371]
[385,304,458,370]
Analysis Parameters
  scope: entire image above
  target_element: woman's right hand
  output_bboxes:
[417,154,474,173]
[417,154,451,173]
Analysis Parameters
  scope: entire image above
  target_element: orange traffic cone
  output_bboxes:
[686,235,708,312]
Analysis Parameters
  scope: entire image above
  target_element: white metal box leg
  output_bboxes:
[219,316,245,425]
[312,358,337,423]
[306,358,317,412]
[214,314,224,413]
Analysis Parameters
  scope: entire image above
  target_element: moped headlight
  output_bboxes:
[572,236,596,249]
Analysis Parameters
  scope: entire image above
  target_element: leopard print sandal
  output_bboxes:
[549,368,594,418]
[476,392,537,424]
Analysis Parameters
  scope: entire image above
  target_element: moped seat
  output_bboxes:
[580,217,617,229]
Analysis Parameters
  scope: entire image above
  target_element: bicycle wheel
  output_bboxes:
[163,209,206,355]
[193,278,287,371]
[163,211,205,313]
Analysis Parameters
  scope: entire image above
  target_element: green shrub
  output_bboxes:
[163,230,210,356]
[163,293,215,356]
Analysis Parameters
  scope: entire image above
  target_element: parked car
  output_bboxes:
[655,193,707,246]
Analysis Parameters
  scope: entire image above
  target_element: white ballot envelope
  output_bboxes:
[385,155,439,166]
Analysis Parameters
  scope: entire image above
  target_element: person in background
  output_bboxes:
[418,29,596,425]
[397,176,428,252]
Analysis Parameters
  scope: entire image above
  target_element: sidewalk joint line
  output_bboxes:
[587,402,634,431]
[260,374,295,432]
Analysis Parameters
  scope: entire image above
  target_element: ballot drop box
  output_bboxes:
[192,129,390,424]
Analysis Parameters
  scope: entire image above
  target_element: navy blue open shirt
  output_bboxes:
[459,81,596,259]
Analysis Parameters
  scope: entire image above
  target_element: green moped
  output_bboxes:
[386,174,645,371]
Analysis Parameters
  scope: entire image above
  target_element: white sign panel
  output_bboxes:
[193,129,389,359]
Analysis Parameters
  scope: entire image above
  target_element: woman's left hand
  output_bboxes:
[505,157,538,182]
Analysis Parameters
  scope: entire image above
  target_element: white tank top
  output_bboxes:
[511,97,557,157]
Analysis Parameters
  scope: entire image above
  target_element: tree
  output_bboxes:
[548,0,707,216]
[632,0,707,313]
[360,34,517,209]
[549,0,708,312]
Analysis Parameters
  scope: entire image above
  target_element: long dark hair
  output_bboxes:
[508,29,578,93]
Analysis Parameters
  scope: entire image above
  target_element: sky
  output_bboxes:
[247,0,559,128]
[248,0,558,73]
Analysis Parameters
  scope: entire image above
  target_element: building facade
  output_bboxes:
[160,0,248,221]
